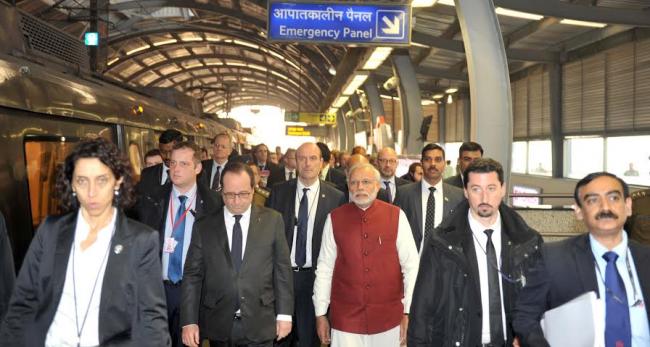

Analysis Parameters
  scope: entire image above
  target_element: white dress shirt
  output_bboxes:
[313,208,420,317]
[210,159,227,188]
[382,176,397,202]
[162,184,197,280]
[590,232,650,347]
[223,205,292,322]
[160,164,170,185]
[45,208,117,347]
[285,167,296,181]
[468,211,507,344]
[291,179,319,268]
[420,179,444,248]
[320,164,330,181]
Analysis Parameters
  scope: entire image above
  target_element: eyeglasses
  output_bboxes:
[377,158,397,165]
[223,191,252,200]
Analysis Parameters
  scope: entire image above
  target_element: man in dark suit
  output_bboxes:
[279,148,297,183]
[136,141,222,347]
[0,211,14,320]
[252,143,284,190]
[267,142,346,347]
[513,172,650,346]
[317,142,346,192]
[394,143,464,251]
[136,129,184,195]
[444,141,483,188]
[199,132,236,191]
[377,147,410,203]
[181,162,293,347]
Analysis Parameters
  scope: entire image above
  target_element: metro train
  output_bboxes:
[0,51,242,268]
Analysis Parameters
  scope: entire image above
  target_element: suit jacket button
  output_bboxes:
[241,296,245,301]
[364,250,369,256]
[364,233,368,239]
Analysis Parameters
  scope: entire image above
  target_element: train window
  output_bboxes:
[527,140,552,177]
[606,135,650,186]
[564,137,604,179]
[512,141,528,174]
[24,136,80,229]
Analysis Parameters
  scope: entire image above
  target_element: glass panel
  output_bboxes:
[24,137,78,229]
[527,140,552,176]
[564,137,604,179]
[443,142,462,177]
[511,141,527,174]
[605,135,650,186]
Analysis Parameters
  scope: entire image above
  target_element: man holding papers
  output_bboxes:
[514,172,650,347]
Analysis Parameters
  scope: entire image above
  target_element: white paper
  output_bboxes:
[541,291,604,347]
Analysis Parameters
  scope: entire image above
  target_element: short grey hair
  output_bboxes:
[347,163,381,183]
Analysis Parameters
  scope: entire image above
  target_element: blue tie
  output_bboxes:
[603,251,632,347]
[295,188,309,267]
[168,195,187,283]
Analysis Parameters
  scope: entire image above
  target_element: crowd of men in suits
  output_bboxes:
[1,126,649,347]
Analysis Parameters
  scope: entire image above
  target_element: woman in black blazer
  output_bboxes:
[0,137,170,347]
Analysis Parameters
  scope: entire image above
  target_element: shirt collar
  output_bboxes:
[468,209,501,236]
[172,183,197,201]
[381,176,396,186]
[213,159,228,167]
[590,230,628,260]
[321,164,330,179]
[421,178,443,193]
[297,178,319,191]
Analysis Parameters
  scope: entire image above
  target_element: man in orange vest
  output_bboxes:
[313,163,419,346]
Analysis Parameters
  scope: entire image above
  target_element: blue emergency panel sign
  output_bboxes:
[268,1,411,46]
[84,32,99,46]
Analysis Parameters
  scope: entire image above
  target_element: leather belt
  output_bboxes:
[292,266,313,272]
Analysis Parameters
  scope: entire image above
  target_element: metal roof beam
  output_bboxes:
[412,30,559,63]
[494,0,650,27]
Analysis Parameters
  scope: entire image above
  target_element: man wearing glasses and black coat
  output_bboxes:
[408,158,543,347]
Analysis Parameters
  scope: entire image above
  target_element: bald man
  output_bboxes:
[338,154,391,203]
[266,143,346,347]
[377,147,410,203]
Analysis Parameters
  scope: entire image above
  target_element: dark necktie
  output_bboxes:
[231,214,243,273]
[211,165,221,191]
[603,251,631,347]
[168,195,187,283]
[164,169,170,185]
[424,187,436,240]
[484,229,504,345]
[295,188,309,267]
[384,181,392,202]
[288,171,294,180]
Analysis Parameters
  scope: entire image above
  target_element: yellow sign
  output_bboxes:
[286,126,312,136]
[284,111,336,125]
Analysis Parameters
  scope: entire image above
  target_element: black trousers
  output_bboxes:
[164,281,183,347]
[276,269,319,347]
[210,319,273,347]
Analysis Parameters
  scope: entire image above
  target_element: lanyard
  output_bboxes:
[71,223,115,347]
[593,248,643,307]
[168,192,197,232]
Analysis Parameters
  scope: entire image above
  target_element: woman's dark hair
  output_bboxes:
[56,137,135,212]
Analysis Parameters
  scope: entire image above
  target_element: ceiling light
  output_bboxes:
[181,36,203,42]
[445,87,458,94]
[333,95,349,108]
[411,0,437,8]
[495,7,543,20]
[126,45,150,55]
[559,19,607,28]
[234,40,259,50]
[107,57,119,66]
[153,39,178,46]
[342,73,369,95]
[328,66,337,75]
[432,94,444,100]
[447,94,453,104]
[436,0,455,6]
[362,47,393,70]
[328,107,338,114]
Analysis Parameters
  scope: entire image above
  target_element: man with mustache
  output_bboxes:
[395,143,464,252]
[408,158,543,346]
[313,163,419,346]
[513,172,650,346]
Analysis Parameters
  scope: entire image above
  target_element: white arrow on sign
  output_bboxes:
[381,14,401,35]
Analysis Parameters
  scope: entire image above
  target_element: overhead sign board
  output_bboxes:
[284,111,336,125]
[268,1,411,46]
[84,32,99,46]
[286,126,329,137]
